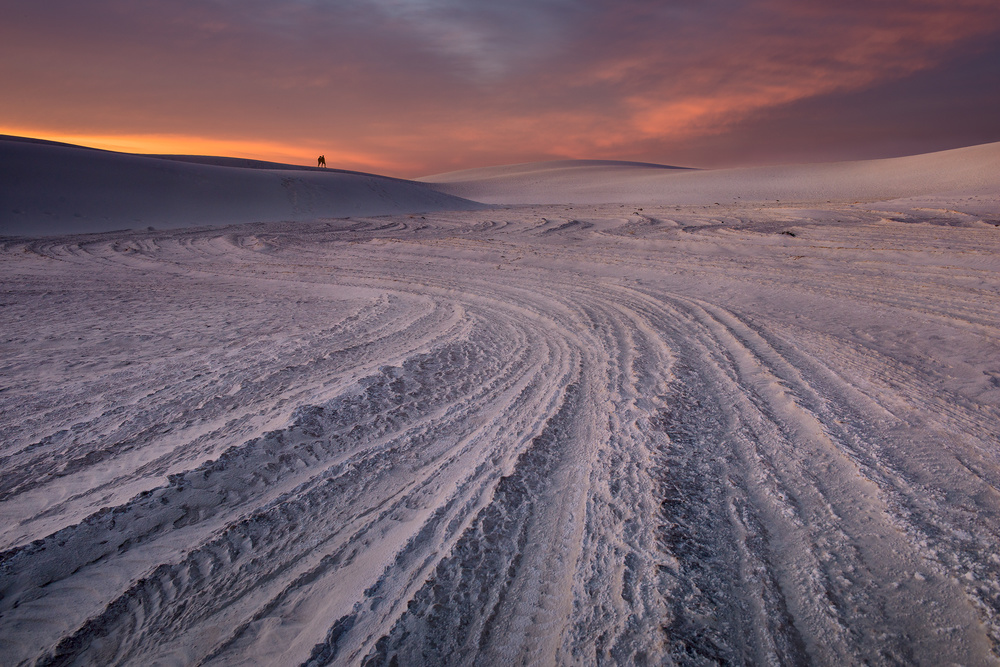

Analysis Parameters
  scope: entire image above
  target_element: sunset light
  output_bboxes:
[2,0,998,175]
[0,128,394,172]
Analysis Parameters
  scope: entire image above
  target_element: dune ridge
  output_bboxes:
[419,142,1000,205]
[5,136,1000,236]
[0,136,481,237]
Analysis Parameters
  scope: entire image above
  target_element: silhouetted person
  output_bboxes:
[318,155,326,168]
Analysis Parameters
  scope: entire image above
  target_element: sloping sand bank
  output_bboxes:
[420,142,1000,205]
[0,136,481,236]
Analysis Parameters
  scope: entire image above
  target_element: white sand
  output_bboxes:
[0,136,481,236]
[420,142,1000,205]
[1,138,999,665]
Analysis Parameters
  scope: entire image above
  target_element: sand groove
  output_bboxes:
[2,199,999,665]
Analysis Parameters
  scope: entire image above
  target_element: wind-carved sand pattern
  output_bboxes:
[2,198,1000,665]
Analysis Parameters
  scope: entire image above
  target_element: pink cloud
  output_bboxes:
[2,0,998,175]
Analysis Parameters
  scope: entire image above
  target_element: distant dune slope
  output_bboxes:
[0,136,481,236]
[419,143,1000,205]
[6,136,1000,237]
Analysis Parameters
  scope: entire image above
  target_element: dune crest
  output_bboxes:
[5,136,1000,236]
[419,142,1000,205]
[0,136,480,237]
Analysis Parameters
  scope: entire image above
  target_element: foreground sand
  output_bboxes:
[2,142,1000,664]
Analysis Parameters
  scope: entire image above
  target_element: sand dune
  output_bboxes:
[0,136,480,236]
[2,138,1000,665]
[5,136,999,237]
[420,142,1000,205]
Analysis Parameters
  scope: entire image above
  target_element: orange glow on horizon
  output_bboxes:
[0,128,399,175]
[2,1,998,174]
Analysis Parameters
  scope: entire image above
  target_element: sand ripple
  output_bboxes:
[2,201,999,664]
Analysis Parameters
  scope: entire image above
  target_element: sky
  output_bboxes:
[2,0,1000,177]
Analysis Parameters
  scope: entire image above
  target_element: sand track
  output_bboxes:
[2,200,999,665]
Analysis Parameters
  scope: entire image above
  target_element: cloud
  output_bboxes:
[2,0,998,175]
[361,0,577,79]
[559,0,1000,139]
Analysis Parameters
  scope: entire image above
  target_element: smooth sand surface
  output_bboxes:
[419,142,1000,205]
[0,136,481,236]
[6,137,999,237]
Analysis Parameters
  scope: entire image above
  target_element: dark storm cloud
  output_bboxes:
[2,0,998,174]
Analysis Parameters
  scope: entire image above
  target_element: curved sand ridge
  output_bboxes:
[2,179,1000,664]
[419,142,1000,205]
[0,136,481,236]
